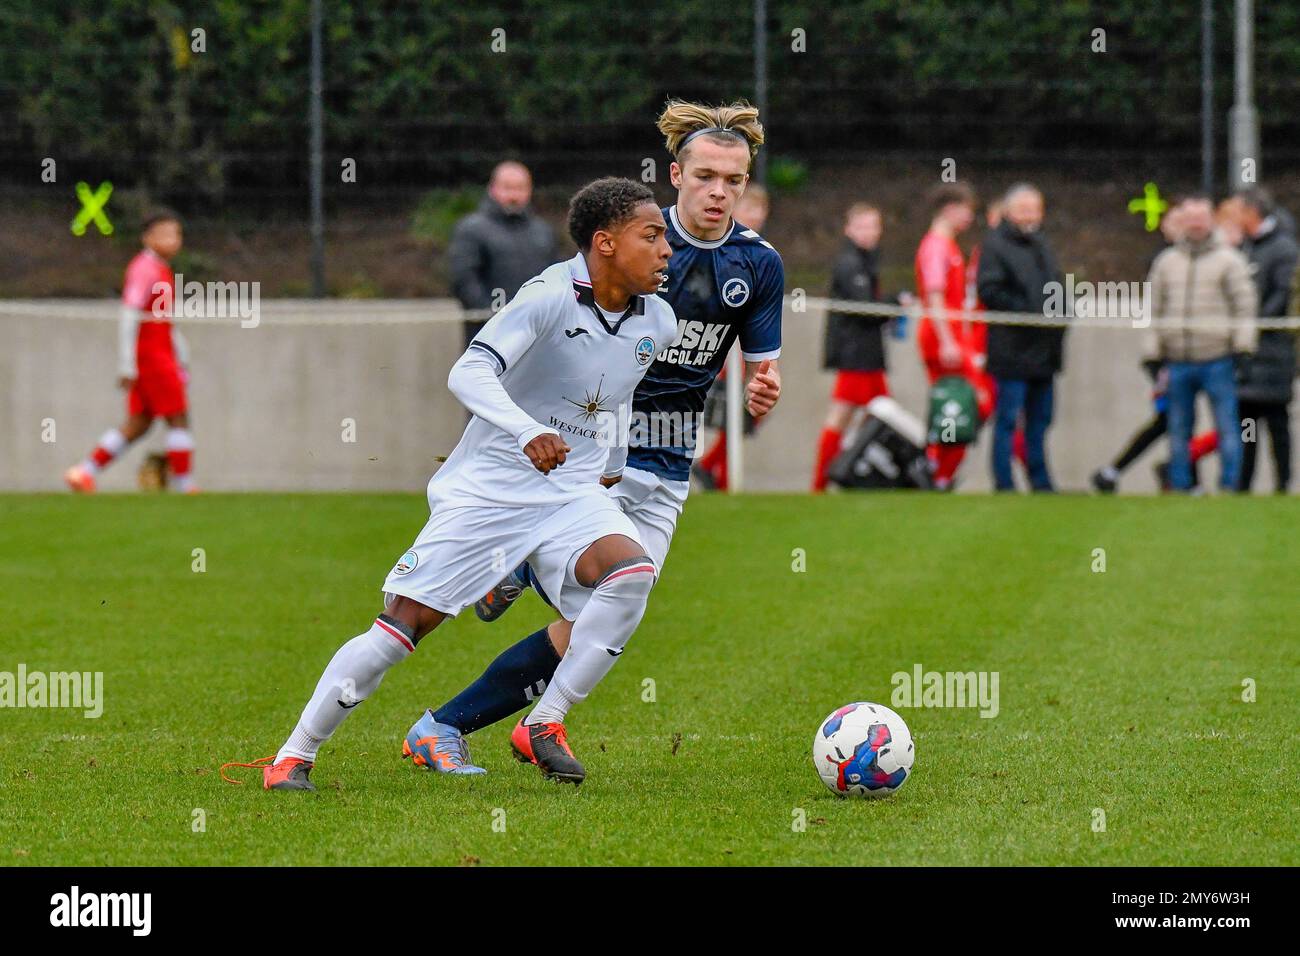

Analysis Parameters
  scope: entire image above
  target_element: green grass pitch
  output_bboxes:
[1,492,1295,866]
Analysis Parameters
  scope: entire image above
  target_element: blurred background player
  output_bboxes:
[812,202,891,491]
[914,182,990,489]
[448,160,561,349]
[693,182,771,490]
[64,212,195,494]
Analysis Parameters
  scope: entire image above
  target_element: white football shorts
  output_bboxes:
[605,466,689,576]
[382,488,643,621]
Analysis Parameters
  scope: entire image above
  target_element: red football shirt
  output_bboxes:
[122,250,177,373]
[914,230,974,363]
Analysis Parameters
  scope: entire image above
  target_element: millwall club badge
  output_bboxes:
[635,336,656,366]
[722,277,750,307]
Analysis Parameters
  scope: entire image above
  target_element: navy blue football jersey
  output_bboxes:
[626,205,784,480]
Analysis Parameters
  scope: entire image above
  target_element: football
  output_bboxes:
[813,702,914,798]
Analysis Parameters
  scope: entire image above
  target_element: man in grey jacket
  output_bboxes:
[448,161,562,348]
[1144,196,1258,492]
[1235,188,1297,493]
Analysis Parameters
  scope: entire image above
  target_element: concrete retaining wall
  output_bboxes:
[2,300,1292,494]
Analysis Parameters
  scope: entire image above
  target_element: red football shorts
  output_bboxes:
[831,369,890,406]
[128,367,188,418]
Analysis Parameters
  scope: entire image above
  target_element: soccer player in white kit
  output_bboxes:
[244,179,675,789]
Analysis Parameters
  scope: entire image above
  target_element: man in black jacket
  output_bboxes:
[813,203,900,490]
[1236,188,1298,492]
[976,184,1066,491]
[448,161,562,348]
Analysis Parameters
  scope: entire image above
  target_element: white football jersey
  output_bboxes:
[432,253,678,507]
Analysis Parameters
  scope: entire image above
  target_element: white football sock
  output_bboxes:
[277,616,414,762]
[82,428,128,475]
[526,558,655,725]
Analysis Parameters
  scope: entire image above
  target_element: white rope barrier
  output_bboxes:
[1,297,1297,330]
[801,296,1300,331]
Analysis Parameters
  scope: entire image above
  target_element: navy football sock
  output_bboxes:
[521,562,553,608]
[433,627,561,734]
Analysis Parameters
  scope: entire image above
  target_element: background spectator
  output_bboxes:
[1094,201,1218,492]
[966,198,1003,319]
[447,160,561,348]
[1144,196,1257,492]
[813,203,891,491]
[1234,187,1298,493]
[968,198,1030,477]
[977,183,1065,492]
[1216,196,1246,249]
[734,183,769,232]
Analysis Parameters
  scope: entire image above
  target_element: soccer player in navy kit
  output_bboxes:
[405,100,784,775]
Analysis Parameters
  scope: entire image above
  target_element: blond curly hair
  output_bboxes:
[656,99,765,167]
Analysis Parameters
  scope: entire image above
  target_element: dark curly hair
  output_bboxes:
[567,177,656,251]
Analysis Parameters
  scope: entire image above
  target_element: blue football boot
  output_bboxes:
[401,711,486,775]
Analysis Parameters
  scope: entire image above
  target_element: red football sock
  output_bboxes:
[928,444,967,487]
[698,432,727,473]
[87,428,128,472]
[1189,431,1218,461]
[813,428,842,492]
[167,449,192,476]
[1013,427,1027,467]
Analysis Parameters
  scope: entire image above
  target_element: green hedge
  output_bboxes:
[3,1,1298,201]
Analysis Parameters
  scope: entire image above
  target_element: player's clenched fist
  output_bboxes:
[745,358,781,418]
[523,433,571,474]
